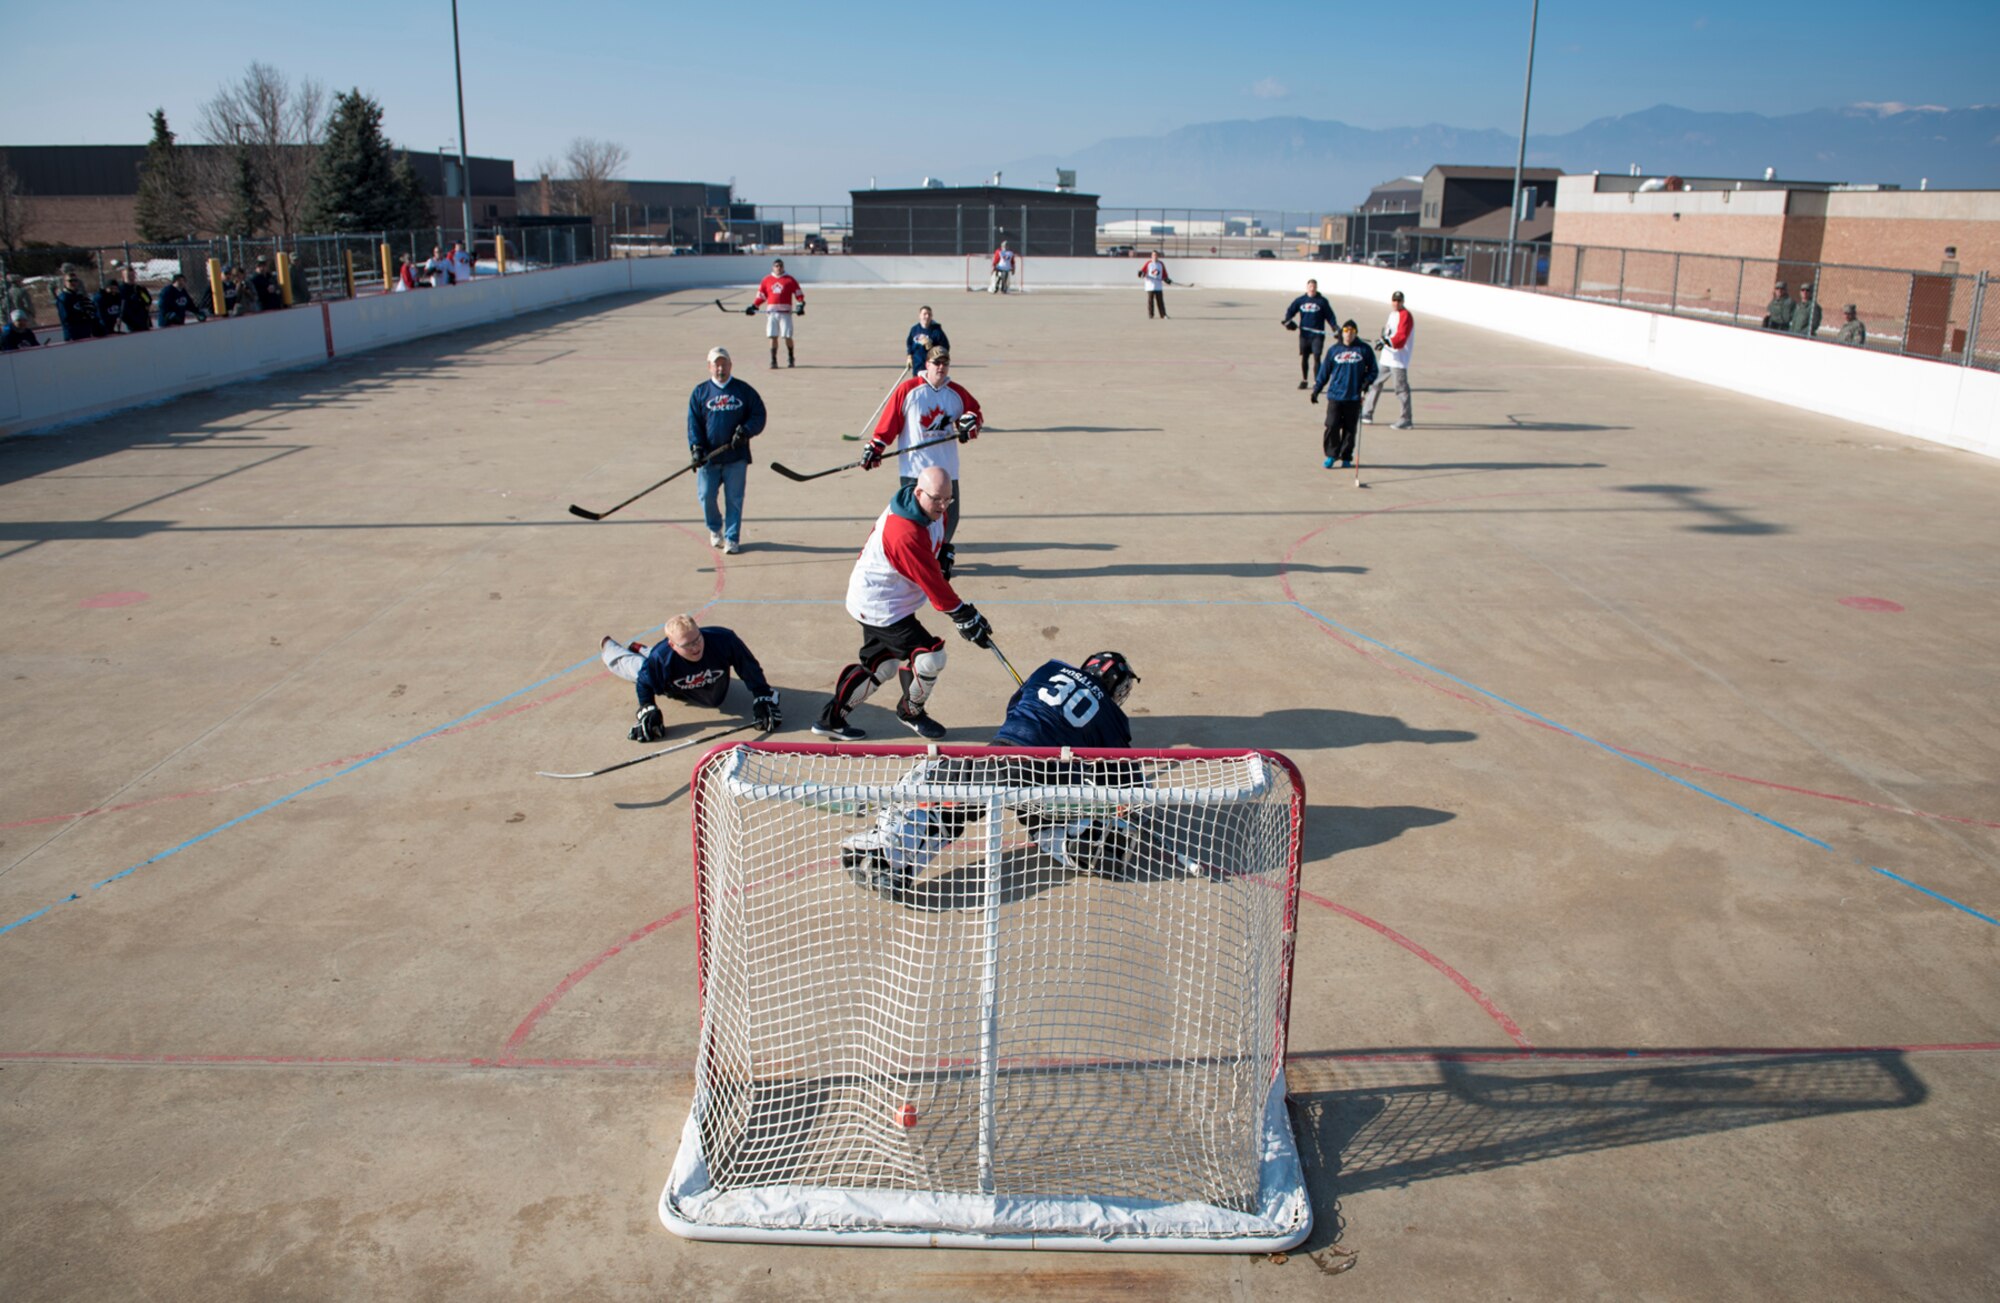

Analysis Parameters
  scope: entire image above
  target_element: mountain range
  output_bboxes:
[987,104,2000,211]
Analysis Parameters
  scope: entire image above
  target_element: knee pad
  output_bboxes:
[900,646,946,708]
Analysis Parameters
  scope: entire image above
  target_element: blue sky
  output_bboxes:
[1,0,1992,201]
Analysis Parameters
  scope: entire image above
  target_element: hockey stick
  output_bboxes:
[535,720,759,780]
[568,443,725,521]
[987,640,1024,686]
[843,360,912,441]
[768,430,965,484]
[713,298,734,313]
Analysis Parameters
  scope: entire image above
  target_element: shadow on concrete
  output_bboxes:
[1616,483,1786,535]
[0,288,678,493]
[999,425,1164,434]
[1284,1049,1925,1252]
[1126,708,1474,754]
[1406,420,1631,433]
[960,558,1366,581]
[1300,804,1458,862]
[1361,459,1606,474]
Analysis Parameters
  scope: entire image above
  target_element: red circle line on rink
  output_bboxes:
[1279,491,2000,832]
[1839,596,1905,612]
[499,891,1534,1060]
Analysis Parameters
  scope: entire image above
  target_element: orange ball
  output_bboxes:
[894,1103,918,1128]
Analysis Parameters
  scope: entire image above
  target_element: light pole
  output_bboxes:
[451,0,474,246]
[1504,0,1540,288]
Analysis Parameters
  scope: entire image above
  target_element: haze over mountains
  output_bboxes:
[983,104,2000,211]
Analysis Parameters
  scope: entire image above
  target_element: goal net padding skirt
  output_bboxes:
[661,743,1310,1251]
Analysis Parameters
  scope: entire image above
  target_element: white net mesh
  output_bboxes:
[663,745,1308,1248]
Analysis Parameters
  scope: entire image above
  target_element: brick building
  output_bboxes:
[1551,174,2000,278]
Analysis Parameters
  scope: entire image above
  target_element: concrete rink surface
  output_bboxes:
[1,281,1996,1300]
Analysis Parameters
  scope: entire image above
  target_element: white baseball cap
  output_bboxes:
[707,346,730,362]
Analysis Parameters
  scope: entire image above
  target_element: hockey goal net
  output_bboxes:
[966,254,1026,293]
[662,742,1308,1250]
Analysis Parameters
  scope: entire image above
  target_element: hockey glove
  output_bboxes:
[951,602,992,648]
[753,693,781,733]
[728,431,749,453]
[1284,320,1298,331]
[860,441,886,471]
[629,703,668,743]
[794,303,804,317]
[1309,391,1320,404]
[938,542,956,582]
[743,304,757,316]
[953,412,981,442]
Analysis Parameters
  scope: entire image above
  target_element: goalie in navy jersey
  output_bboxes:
[599,613,780,741]
[840,651,1144,898]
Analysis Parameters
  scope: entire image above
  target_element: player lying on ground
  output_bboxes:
[839,651,1145,898]
[601,613,780,741]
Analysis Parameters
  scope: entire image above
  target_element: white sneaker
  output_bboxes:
[722,539,740,554]
[707,530,722,548]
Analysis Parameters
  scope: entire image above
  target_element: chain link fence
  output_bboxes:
[1432,239,1996,371]
[8,214,1993,372]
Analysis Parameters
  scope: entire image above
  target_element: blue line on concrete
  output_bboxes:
[1871,869,2000,927]
[1285,598,1834,848]
[1283,598,2000,926]
[2,652,606,939]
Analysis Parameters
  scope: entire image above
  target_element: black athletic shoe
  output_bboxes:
[1297,381,1308,390]
[812,718,865,741]
[897,706,946,740]
[787,356,795,368]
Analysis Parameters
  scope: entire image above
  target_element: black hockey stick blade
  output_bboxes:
[536,721,759,780]
[768,430,967,484]
[713,298,732,313]
[567,445,727,521]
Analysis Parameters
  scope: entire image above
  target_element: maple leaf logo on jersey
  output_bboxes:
[920,403,949,432]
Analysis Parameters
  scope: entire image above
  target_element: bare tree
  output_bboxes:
[194,62,328,236]
[563,138,629,224]
[0,152,29,252]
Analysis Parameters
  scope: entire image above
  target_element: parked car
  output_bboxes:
[1103,244,1135,257]
[803,233,829,254]
[1417,257,1465,279]
[1254,249,1277,259]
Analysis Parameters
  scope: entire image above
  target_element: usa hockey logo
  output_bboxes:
[673,668,727,692]
[706,394,745,414]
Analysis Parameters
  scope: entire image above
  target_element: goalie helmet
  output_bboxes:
[1080,650,1140,706]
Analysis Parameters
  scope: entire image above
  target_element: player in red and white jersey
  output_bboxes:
[1137,251,1171,319]
[989,240,1017,293]
[747,258,805,368]
[813,466,996,742]
[861,346,982,576]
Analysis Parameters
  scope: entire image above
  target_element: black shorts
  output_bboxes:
[1299,330,1327,356]
[856,613,944,670]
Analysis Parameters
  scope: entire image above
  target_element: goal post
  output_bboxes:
[662,742,1309,1251]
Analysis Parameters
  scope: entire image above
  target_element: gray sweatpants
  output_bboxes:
[1366,367,1413,424]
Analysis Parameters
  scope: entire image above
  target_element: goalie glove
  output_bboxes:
[953,411,981,442]
[950,602,992,648]
[628,702,668,743]
[860,440,886,471]
[753,692,781,733]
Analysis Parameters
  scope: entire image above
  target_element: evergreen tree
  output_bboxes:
[302,89,435,233]
[134,109,200,241]
[222,147,270,238]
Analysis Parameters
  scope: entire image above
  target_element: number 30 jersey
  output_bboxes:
[990,660,1133,749]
